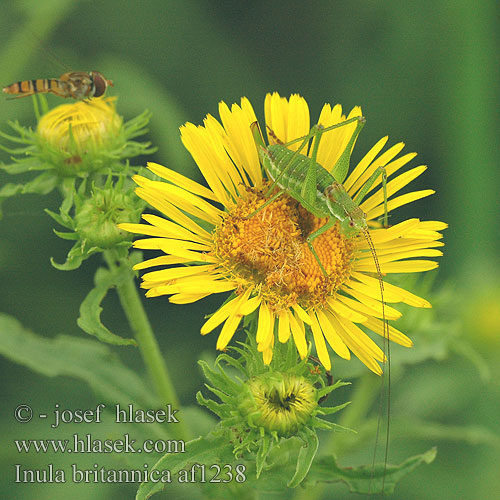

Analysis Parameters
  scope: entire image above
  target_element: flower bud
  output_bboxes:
[37,98,122,176]
[239,372,318,436]
[74,182,143,249]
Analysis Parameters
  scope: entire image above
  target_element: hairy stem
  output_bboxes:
[104,250,190,440]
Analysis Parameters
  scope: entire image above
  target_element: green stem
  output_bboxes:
[104,250,191,440]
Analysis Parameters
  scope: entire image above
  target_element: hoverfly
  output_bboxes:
[2,71,113,100]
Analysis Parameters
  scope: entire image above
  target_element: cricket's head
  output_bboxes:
[324,183,368,237]
[341,205,368,237]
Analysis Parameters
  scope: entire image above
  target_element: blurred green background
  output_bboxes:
[1,1,499,499]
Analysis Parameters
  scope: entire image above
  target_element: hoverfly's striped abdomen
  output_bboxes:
[3,71,112,100]
[3,78,69,98]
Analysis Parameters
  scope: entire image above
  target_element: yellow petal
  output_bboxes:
[140,214,211,243]
[363,239,444,256]
[278,310,290,343]
[288,309,307,358]
[357,219,422,246]
[169,293,212,304]
[336,316,385,361]
[135,187,213,238]
[291,303,313,325]
[147,162,218,201]
[363,316,413,347]
[336,294,402,320]
[150,279,236,297]
[415,221,448,231]
[216,289,251,350]
[240,295,261,315]
[315,103,344,168]
[133,255,192,271]
[357,248,443,265]
[348,142,406,196]
[316,105,363,173]
[265,92,285,145]
[310,312,332,370]
[344,136,389,192]
[344,279,402,304]
[216,312,243,350]
[256,302,273,343]
[180,122,234,208]
[326,297,368,323]
[365,190,436,221]
[350,271,431,308]
[133,238,216,263]
[287,93,311,147]
[133,237,209,252]
[354,259,439,273]
[360,165,428,212]
[204,113,249,200]
[354,153,419,200]
[317,309,350,359]
[262,344,274,365]
[257,324,274,351]
[141,264,216,283]
[201,294,240,334]
[118,222,166,237]
[135,178,222,225]
[327,313,383,375]
[218,99,262,187]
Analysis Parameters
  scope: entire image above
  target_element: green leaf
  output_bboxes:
[288,427,319,487]
[1,157,51,173]
[52,229,78,241]
[46,208,74,228]
[50,241,93,270]
[0,125,36,146]
[305,447,437,494]
[0,313,156,408]
[317,401,351,416]
[77,267,137,346]
[18,171,56,193]
[135,432,234,500]
[256,433,271,478]
[0,143,33,154]
[198,359,240,393]
[195,391,227,420]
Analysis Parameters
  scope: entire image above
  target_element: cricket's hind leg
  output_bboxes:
[353,165,389,228]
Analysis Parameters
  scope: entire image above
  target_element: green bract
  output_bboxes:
[0,95,154,215]
[45,175,144,271]
[197,337,352,482]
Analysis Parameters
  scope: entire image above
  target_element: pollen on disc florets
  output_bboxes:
[213,187,354,311]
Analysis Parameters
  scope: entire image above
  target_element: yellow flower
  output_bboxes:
[120,93,446,374]
[38,97,121,152]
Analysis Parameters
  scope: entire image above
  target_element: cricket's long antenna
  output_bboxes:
[363,228,390,496]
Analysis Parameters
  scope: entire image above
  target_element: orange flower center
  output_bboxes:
[213,188,354,312]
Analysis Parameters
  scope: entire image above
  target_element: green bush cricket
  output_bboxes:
[250,116,391,491]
